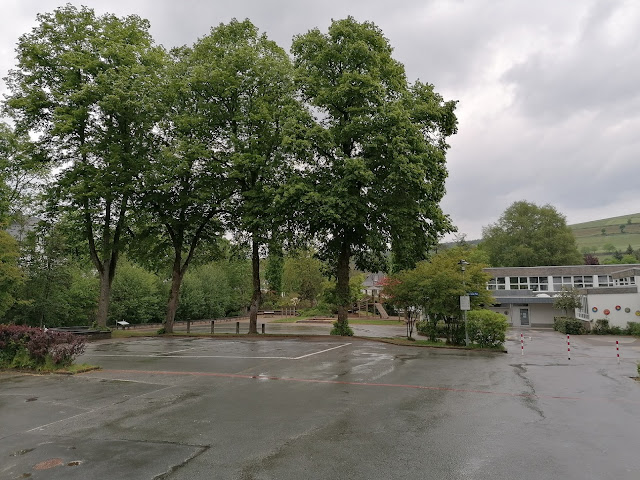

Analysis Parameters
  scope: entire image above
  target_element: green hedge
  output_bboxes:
[592,319,610,335]
[467,310,508,348]
[417,310,507,348]
[553,316,586,335]
[627,322,640,336]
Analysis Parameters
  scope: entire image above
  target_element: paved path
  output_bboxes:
[1,329,639,479]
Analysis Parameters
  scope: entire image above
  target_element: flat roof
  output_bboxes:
[485,264,640,277]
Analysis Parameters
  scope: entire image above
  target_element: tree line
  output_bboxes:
[0,6,458,334]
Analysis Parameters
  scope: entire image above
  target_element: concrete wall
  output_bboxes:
[584,292,640,328]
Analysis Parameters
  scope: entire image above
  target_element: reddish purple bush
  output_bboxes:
[0,325,85,368]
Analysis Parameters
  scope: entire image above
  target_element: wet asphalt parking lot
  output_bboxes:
[1,328,639,480]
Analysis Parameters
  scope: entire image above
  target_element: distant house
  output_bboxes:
[361,272,385,297]
[484,264,640,328]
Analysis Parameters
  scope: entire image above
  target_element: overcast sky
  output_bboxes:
[2,0,639,240]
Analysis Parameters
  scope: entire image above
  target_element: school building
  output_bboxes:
[484,264,640,328]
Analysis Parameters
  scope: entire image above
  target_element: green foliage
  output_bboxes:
[627,322,640,337]
[330,320,354,336]
[0,325,85,369]
[553,287,582,316]
[592,319,610,335]
[108,260,163,325]
[0,123,42,222]
[176,259,252,322]
[282,251,326,303]
[553,316,586,335]
[265,246,284,295]
[5,4,168,327]
[0,231,23,318]
[291,17,457,332]
[383,246,493,324]
[466,310,508,348]
[482,201,582,267]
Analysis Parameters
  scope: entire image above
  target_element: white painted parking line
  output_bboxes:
[86,343,352,360]
[292,343,352,359]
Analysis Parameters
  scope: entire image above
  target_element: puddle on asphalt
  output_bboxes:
[11,448,34,456]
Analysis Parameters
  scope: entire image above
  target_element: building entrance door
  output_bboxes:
[520,308,530,326]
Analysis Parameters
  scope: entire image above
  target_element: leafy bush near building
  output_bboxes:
[592,319,610,335]
[554,316,586,335]
[627,322,640,337]
[0,325,85,370]
[417,310,507,348]
[467,310,509,348]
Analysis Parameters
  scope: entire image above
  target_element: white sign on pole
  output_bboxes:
[460,295,470,311]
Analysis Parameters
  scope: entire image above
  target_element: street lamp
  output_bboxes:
[458,260,470,346]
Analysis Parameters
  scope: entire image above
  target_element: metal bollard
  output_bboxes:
[261,323,265,334]
[236,321,240,334]
[211,320,215,334]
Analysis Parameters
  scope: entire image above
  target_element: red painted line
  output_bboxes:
[99,369,581,401]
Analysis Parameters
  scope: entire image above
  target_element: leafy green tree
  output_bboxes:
[134,43,230,333]
[0,231,23,319]
[108,260,163,325]
[603,243,616,253]
[553,287,582,317]
[282,250,326,304]
[0,123,42,224]
[176,259,252,322]
[8,222,72,327]
[265,244,284,295]
[626,244,634,256]
[5,5,166,327]
[620,224,626,233]
[383,247,493,343]
[185,20,301,334]
[292,17,457,334]
[481,201,582,267]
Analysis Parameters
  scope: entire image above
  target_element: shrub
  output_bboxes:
[553,316,585,334]
[467,310,509,348]
[0,325,85,369]
[609,325,624,335]
[627,322,640,336]
[443,319,467,346]
[330,320,354,336]
[593,319,610,335]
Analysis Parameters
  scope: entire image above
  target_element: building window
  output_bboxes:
[597,275,614,287]
[487,277,506,290]
[552,276,573,291]
[573,275,593,288]
[615,277,636,286]
[510,277,529,290]
[528,276,548,291]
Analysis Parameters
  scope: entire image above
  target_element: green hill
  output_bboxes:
[570,213,640,255]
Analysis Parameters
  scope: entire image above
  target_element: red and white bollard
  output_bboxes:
[521,333,524,355]
[567,334,571,360]
[616,340,620,365]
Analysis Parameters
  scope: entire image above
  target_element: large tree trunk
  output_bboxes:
[164,261,184,334]
[248,235,261,334]
[95,261,114,328]
[334,240,351,335]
